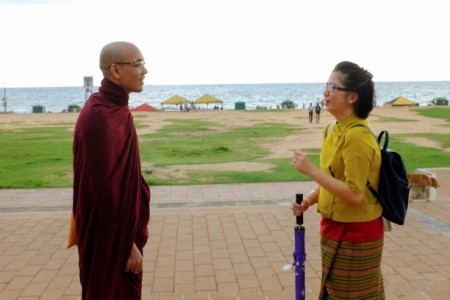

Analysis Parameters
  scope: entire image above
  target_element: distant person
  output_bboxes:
[315,102,321,123]
[72,41,151,300]
[308,103,314,123]
[291,61,384,299]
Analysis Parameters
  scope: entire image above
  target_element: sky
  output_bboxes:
[0,0,449,88]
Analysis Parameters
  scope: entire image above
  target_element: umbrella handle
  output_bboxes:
[296,193,303,226]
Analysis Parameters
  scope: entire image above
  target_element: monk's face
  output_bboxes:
[115,46,147,94]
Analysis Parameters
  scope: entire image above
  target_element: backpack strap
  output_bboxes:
[327,123,366,176]
[377,130,389,152]
[353,127,391,199]
[328,124,381,197]
[349,123,372,135]
[368,129,390,195]
[349,125,377,190]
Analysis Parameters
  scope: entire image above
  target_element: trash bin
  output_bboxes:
[32,105,46,113]
[434,97,449,106]
[68,104,81,112]
[281,100,295,109]
[235,101,246,110]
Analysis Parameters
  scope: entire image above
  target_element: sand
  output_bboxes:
[1,106,449,150]
[1,107,449,190]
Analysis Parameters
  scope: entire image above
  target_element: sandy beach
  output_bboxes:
[2,107,448,200]
[2,107,450,184]
[1,107,449,183]
[3,105,449,198]
[1,106,449,152]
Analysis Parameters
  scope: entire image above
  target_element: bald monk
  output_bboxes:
[72,41,151,299]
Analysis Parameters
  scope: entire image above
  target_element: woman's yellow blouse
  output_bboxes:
[317,114,383,222]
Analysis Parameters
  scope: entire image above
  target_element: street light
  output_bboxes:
[2,82,7,112]
[84,76,93,100]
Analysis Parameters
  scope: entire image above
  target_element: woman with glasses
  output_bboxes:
[291,61,385,299]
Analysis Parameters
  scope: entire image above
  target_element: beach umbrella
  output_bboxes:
[383,96,418,107]
[293,193,306,300]
[131,103,158,112]
[161,95,189,105]
[193,93,223,104]
[193,93,223,109]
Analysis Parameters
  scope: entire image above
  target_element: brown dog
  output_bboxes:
[430,177,439,188]
[407,173,438,201]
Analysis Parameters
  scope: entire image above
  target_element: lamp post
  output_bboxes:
[2,82,7,113]
[84,76,93,101]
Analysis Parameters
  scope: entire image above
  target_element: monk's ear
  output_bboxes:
[108,64,122,79]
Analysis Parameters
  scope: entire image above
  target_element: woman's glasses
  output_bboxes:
[324,83,350,93]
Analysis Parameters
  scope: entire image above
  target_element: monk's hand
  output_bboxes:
[125,243,143,274]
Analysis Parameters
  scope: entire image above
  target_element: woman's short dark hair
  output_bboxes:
[333,61,375,119]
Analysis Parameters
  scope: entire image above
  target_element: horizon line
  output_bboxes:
[3,79,450,89]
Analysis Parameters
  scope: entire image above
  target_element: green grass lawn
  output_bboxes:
[413,107,450,123]
[0,108,449,188]
[0,126,73,188]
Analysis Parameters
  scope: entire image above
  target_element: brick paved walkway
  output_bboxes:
[1,168,449,299]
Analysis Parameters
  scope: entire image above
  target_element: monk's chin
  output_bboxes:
[134,86,144,93]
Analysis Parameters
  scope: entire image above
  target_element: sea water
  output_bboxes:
[2,81,450,113]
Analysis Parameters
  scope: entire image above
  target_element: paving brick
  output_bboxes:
[174,260,193,272]
[32,269,57,283]
[214,270,235,283]
[216,282,239,294]
[232,263,253,275]
[195,264,214,277]
[236,273,259,289]
[46,274,72,289]
[0,270,18,284]
[0,290,21,300]
[5,276,33,290]
[195,276,216,291]
[0,180,449,299]
[155,265,174,278]
[174,271,195,285]
[64,278,81,296]
[152,277,174,293]
[212,258,232,270]
[20,281,48,297]
[40,288,66,299]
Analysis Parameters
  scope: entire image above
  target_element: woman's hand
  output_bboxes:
[291,198,310,216]
[291,149,316,176]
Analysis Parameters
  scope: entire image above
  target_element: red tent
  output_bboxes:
[131,103,158,112]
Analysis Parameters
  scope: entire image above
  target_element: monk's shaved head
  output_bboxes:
[99,41,139,73]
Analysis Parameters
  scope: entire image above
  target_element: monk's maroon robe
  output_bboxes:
[73,78,150,300]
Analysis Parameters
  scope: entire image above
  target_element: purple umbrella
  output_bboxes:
[293,193,306,300]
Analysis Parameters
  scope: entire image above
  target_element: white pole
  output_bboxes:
[2,82,7,112]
